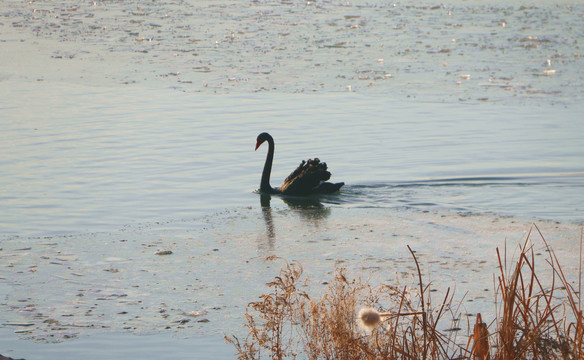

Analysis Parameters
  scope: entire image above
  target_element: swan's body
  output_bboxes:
[255,132,344,196]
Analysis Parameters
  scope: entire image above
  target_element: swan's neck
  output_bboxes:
[260,137,275,192]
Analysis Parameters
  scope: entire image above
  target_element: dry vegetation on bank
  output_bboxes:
[226,225,583,359]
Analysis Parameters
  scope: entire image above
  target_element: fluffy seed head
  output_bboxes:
[357,308,382,331]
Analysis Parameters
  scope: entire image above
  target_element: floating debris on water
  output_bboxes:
[155,250,173,255]
[183,310,207,317]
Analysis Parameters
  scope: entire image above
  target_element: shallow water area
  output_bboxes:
[0,327,232,360]
[1,0,584,358]
[1,207,582,347]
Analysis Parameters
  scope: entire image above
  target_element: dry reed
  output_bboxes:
[226,224,583,359]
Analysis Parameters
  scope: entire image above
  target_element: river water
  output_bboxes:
[1,0,583,359]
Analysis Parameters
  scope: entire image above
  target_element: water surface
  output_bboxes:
[1,85,582,237]
[1,0,583,359]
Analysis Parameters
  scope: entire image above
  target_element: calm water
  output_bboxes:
[1,0,584,358]
[1,85,582,238]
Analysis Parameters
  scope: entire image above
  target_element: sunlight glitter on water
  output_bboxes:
[1,0,583,103]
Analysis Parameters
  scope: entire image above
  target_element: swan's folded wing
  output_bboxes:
[313,181,344,194]
[279,158,331,195]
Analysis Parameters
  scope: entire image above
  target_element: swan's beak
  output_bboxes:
[255,140,261,151]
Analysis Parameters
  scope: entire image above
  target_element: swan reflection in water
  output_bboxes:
[259,193,332,248]
[260,193,276,245]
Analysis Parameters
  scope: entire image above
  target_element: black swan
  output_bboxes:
[255,132,344,195]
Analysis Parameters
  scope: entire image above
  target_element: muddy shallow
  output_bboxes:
[1,206,581,345]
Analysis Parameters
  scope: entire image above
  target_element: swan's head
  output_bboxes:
[255,132,272,151]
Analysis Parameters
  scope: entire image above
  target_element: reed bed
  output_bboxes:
[226,224,583,359]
